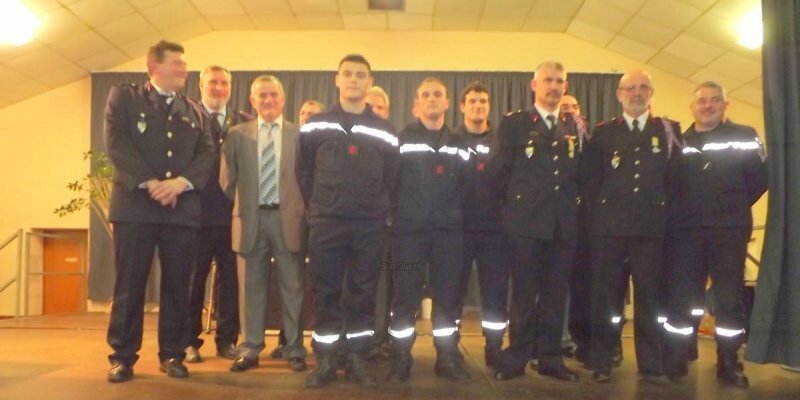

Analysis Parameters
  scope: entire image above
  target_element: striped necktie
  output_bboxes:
[259,123,278,205]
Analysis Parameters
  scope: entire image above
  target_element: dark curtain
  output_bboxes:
[88,70,621,301]
[746,0,800,366]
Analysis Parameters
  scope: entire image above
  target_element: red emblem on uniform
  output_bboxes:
[434,164,445,175]
[348,145,358,155]
[476,162,486,172]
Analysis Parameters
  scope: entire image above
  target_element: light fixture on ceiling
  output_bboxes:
[735,6,763,49]
[0,0,40,46]
[368,0,404,11]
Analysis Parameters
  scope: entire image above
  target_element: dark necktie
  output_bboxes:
[632,119,641,134]
[210,112,223,142]
[546,115,557,132]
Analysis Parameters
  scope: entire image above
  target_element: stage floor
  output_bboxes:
[0,313,798,400]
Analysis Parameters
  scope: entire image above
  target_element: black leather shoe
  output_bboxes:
[229,356,259,372]
[562,345,577,358]
[107,362,133,383]
[528,358,539,371]
[539,366,580,382]
[217,343,238,360]
[185,346,202,363]
[345,353,377,387]
[159,358,189,378]
[434,356,472,382]
[269,345,285,359]
[493,368,524,381]
[638,372,671,385]
[305,354,337,388]
[593,370,611,383]
[288,357,307,372]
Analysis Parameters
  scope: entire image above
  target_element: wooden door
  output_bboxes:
[42,229,87,314]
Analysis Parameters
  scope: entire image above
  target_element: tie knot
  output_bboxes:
[211,112,221,118]
[632,119,640,129]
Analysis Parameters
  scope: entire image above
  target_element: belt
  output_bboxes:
[259,203,280,210]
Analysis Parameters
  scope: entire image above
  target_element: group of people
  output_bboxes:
[103,40,767,391]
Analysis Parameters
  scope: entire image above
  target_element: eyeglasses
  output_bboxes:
[619,84,653,93]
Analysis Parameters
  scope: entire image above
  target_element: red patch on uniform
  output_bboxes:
[434,164,445,175]
[476,162,486,172]
[348,145,358,155]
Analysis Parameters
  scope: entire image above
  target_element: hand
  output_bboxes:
[148,179,187,206]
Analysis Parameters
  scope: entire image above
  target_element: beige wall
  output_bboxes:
[0,30,767,314]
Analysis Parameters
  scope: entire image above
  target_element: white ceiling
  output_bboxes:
[0,0,762,109]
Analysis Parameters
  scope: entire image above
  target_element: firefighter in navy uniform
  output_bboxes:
[297,54,399,388]
[489,62,586,383]
[105,41,213,383]
[662,81,767,387]
[585,70,682,383]
[387,77,472,383]
[453,82,513,368]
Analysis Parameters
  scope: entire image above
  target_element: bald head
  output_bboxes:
[617,70,653,117]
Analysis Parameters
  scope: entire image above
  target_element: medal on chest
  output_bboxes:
[137,113,146,134]
[567,136,576,159]
[651,136,662,154]
[525,139,535,158]
[611,151,620,169]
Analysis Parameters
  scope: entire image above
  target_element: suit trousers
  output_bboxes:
[237,208,306,360]
[590,235,663,374]
[459,230,513,334]
[188,225,239,349]
[496,235,576,373]
[308,218,384,354]
[107,222,197,365]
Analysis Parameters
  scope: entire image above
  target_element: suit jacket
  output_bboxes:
[488,109,582,240]
[585,116,681,238]
[104,82,213,227]
[199,105,239,227]
[220,119,307,253]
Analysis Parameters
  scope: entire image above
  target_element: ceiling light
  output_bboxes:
[735,6,763,49]
[0,0,40,46]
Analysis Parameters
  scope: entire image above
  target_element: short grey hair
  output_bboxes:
[534,61,566,78]
[693,81,727,101]
[250,74,284,95]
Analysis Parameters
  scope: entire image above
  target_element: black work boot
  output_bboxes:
[717,351,749,388]
[387,348,413,383]
[483,329,504,368]
[716,333,748,388]
[435,352,472,382]
[305,353,337,388]
[345,352,377,387]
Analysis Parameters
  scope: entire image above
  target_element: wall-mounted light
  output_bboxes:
[735,6,763,49]
[0,1,40,46]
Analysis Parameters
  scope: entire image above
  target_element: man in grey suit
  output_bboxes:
[220,75,308,373]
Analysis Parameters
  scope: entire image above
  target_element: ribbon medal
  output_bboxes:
[651,136,662,154]
[567,136,576,159]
